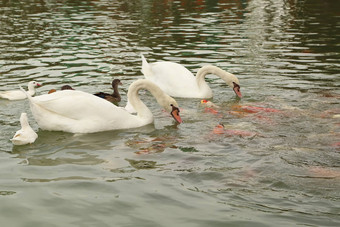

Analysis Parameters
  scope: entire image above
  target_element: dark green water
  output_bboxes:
[0,0,339,226]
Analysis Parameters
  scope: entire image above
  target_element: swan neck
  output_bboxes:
[127,80,165,120]
[196,65,237,88]
[195,67,209,88]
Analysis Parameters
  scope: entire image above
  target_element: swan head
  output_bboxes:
[222,72,241,98]
[232,82,242,98]
[223,73,241,98]
[160,96,182,124]
[170,104,182,124]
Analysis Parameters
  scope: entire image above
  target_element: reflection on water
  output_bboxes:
[0,0,339,226]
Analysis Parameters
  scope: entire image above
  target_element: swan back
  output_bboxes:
[141,55,199,97]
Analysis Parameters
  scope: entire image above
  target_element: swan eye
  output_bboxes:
[233,82,240,90]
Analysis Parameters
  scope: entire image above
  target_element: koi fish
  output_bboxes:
[232,105,281,113]
[212,124,256,137]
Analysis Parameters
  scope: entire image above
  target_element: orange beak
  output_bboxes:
[170,104,182,124]
[233,82,242,98]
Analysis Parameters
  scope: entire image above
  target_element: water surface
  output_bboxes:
[0,0,339,226]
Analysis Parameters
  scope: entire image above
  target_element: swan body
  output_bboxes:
[24,79,182,133]
[10,113,38,145]
[141,54,242,98]
[0,81,41,100]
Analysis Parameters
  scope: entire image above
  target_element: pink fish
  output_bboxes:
[212,124,256,137]
[238,105,281,113]
[309,167,340,178]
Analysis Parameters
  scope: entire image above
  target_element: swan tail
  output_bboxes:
[141,54,153,79]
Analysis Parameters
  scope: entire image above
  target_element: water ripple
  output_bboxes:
[0,0,339,226]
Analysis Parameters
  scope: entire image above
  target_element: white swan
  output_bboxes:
[23,79,182,134]
[10,113,38,145]
[141,54,242,98]
[0,81,41,100]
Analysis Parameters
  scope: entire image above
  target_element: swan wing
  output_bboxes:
[29,90,143,133]
[31,90,122,118]
[143,61,199,97]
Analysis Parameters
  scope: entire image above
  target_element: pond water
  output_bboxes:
[0,0,339,226]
